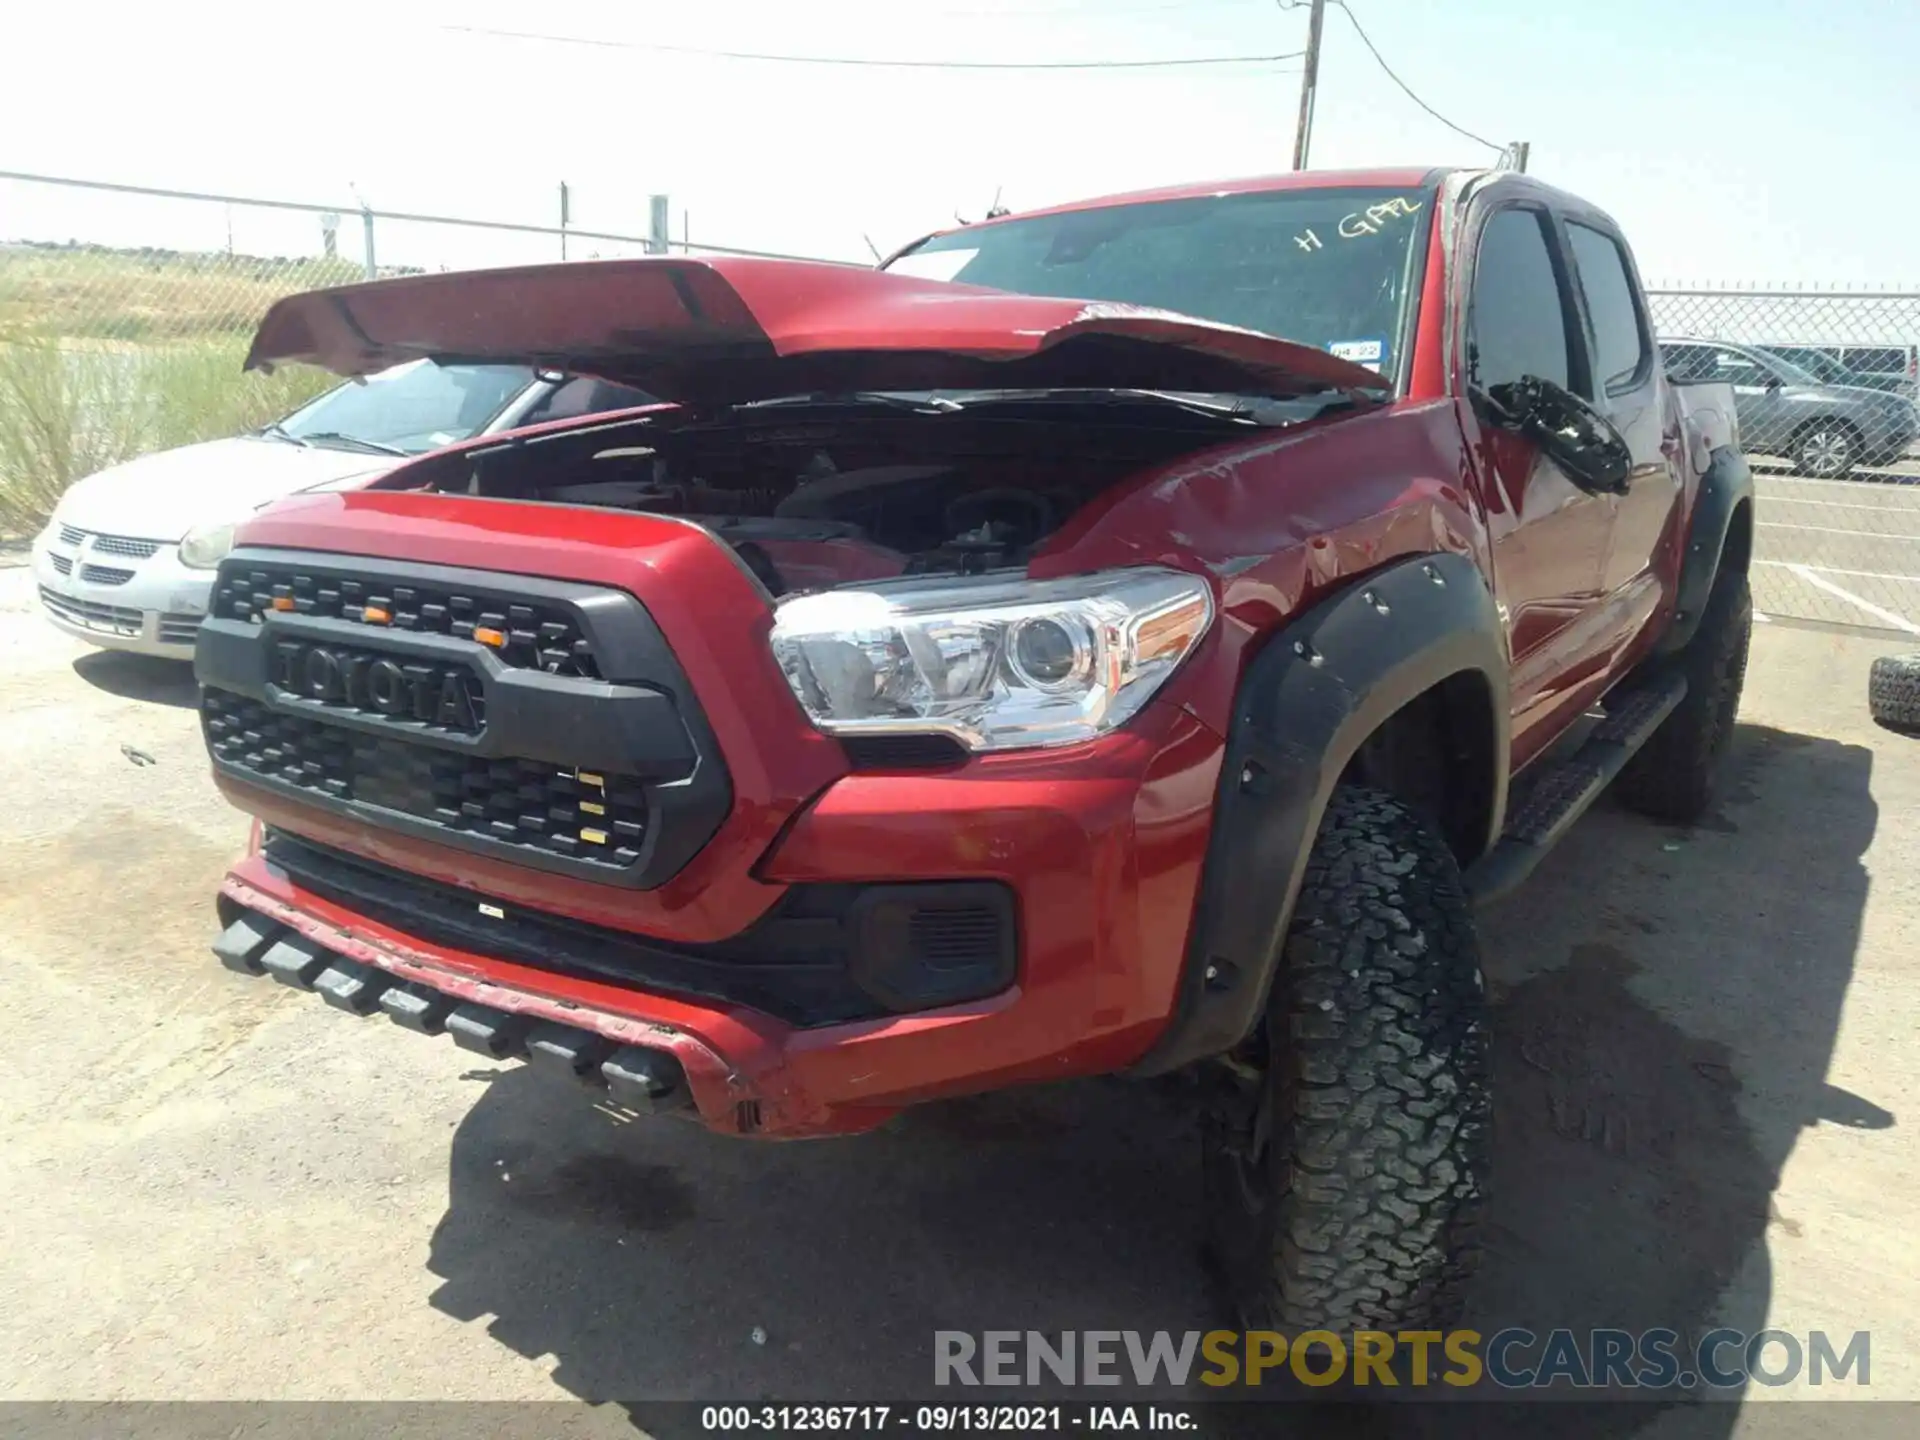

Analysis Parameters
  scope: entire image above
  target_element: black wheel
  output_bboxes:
[1201,785,1490,1334]
[1869,653,1920,734]
[1793,420,1861,479]
[1616,569,1752,824]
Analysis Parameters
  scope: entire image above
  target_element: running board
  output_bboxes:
[1466,673,1688,906]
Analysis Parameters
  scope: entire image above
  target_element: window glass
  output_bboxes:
[1843,347,1904,374]
[893,186,1429,368]
[280,362,533,454]
[1711,348,1771,385]
[1469,209,1571,392]
[1568,223,1647,392]
[519,378,657,427]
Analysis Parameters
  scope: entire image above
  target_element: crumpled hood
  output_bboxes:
[243,257,1386,407]
[54,435,394,541]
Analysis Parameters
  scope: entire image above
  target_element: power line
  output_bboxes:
[1279,0,1505,153]
[444,25,1304,70]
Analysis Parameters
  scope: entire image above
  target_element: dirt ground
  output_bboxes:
[2,550,1917,1438]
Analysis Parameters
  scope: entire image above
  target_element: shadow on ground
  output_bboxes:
[72,649,198,709]
[425,721,1885,1438]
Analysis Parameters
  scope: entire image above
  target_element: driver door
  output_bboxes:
[1459,203,1619,768]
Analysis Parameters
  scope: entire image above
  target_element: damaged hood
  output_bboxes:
[244,257,1385,408]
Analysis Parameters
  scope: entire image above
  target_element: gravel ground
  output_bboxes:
[1,553,1917,1438]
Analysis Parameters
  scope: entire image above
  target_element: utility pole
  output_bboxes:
[1291,0,1327,170]
[1509,141,1531,173]
[559,181,571,259]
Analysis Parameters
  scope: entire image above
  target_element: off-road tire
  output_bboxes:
[1201,785,1490,1334]
[1792,419,1862,479]
[1868,653,1920,734]
[1615,569,1752,823]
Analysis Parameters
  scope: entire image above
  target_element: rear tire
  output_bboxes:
[1869,653,1920,734]
[1616,570,1752,824]
[1200,785,1490,1334]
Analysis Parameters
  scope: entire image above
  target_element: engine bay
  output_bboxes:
[417,401,1263,596]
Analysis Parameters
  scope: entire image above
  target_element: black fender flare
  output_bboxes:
[1656,445,1754,657]
[1130,551,1510,1076]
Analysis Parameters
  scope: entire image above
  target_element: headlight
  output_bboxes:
[770,567,1214,752]
[177,519,238,570]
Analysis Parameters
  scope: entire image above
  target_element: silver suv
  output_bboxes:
[1661,337,1919,478]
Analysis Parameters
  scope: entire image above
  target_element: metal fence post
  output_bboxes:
[648,195,670,256]
[361,208,377,281]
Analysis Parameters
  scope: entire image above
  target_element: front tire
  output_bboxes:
[1201,785,1490,1333]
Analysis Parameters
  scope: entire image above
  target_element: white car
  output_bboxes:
[31,361,652,660]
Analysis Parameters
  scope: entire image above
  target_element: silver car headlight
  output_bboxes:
[770,567,1214,753]
[177,519,238,571]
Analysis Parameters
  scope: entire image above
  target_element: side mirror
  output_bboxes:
[1483,376,1633,494]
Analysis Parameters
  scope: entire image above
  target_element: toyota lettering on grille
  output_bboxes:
[270,640,484,734]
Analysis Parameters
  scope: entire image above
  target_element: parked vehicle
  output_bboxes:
[30,362,653,659]
[1759,342,1919,402]
[1660,337,1918,477]
[197,167,1754,1336]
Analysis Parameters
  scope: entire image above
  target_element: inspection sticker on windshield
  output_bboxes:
[1328,338,1389,373]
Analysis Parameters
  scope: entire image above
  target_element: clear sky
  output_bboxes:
[4,0,1917,284]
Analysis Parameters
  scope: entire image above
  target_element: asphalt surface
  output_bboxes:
[1751,461,1920,634]
[2,553,1919,1438]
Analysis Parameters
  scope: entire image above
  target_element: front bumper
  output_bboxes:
[215,696,1225,1138]
[31,529,209,659]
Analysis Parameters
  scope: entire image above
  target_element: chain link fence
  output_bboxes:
[0,171,838,534]
[1646,285,1920,635]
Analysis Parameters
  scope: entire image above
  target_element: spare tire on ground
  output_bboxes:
[1868,653,1920,733]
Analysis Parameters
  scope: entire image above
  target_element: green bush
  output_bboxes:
[0,335,333,537]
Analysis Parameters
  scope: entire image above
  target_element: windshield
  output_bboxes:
[886,186,1431,384]
[275,361,534,455]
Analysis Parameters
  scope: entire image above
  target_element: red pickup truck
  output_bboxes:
[199,166,1753,1336]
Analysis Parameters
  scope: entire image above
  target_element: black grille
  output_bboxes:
[910,907,1007,966]
[79,564,134,586]
[841,733,969,771]
[49,554,72,577]
[213,564,600,678]
[87,534,163,559]
[199,549,735,892]
[40,587,141,636]
[205,690,648,871]
[57,523,85,545]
